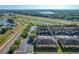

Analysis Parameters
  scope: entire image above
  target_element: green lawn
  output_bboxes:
[0,31,12,46]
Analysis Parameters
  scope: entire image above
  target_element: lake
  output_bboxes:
[40,11,55,14]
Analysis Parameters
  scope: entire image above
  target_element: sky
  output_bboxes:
[0,5,79,10]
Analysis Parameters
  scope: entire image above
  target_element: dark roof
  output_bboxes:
[58,38,79,45]
[36,39,57,45]
[50,27,79,35]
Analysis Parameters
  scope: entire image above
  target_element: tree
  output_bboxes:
[29,34,37,42]
[14,39,21,46]
[0,27,8,34]
[8,38,22,54]
[29,30,37,43]
[8,45,17,54]
[20,32,28,38]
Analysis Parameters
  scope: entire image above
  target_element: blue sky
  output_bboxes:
[0,5,79,10]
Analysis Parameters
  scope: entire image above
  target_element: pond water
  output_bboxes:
[40,11,55,14]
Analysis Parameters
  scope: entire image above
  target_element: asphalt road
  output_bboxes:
[14,26,36,54]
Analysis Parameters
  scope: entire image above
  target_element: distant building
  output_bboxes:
[0,19,15,30]
[0,19,8,26]
[6,23,16,29]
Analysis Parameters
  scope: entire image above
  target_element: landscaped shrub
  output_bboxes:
[8,45,17,54]
[29,34,37,43]
[20,31,28,38]
[29,30,37,43]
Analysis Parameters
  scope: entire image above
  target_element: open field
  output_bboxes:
[16,14,79,26]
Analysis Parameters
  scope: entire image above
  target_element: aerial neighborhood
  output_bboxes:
[0,9,79,54]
